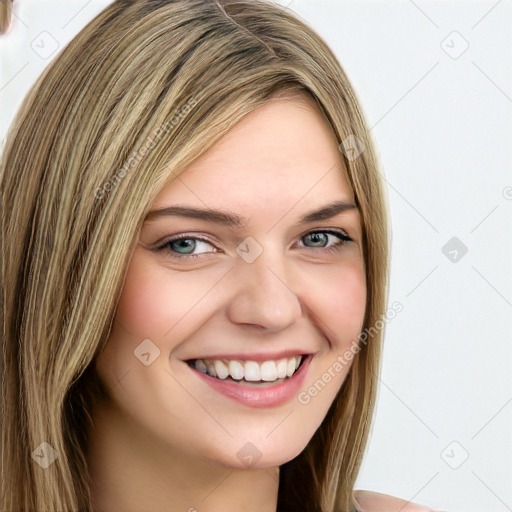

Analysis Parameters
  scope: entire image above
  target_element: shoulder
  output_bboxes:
[354,490,440,512]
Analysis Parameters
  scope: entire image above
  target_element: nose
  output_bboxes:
[226,245,303,332]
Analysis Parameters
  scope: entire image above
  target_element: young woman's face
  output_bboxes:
[94,94,366,470]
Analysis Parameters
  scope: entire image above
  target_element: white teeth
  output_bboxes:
[195,359,208,374]
[260,361,277,381]
[286,358,296,377]
[192,355,304,382]
[214,360,229,380]
[228,360,244,380]
[276,359,287,379]
[244,361,261,381]
[206,361,217,378]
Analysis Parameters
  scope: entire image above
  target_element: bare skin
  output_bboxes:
[355,490,440,512]
[87,93,429,512]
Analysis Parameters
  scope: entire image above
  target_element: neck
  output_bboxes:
[86,399,280,512]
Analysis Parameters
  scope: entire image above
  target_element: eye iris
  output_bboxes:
[306,233,328,247]
[172,239,196,254]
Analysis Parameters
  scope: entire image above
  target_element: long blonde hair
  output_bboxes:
[1,1,389,510]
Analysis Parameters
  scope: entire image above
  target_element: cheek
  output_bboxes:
[115,248,366,346]
[313,259,367,344]
[115,265,170,339]
[114,251,205,340]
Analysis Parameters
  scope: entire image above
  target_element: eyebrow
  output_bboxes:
[144,200,357,229]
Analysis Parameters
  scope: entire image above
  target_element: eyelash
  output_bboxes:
[154,229,353,261]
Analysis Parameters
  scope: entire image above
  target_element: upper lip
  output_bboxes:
[185,350,312,362]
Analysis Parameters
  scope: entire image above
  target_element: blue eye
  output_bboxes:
[162,236,217,257]
[156,229,352,260]
[300,230,352,252]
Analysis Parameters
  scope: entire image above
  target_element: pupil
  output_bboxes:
[173,239,195,254]
[308,233,327,247]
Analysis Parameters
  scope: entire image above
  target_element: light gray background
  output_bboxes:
[1,1,511,511]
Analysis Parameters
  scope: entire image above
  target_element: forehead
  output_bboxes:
[151,95,354,219]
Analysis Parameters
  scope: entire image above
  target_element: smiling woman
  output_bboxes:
[1,1,438,512]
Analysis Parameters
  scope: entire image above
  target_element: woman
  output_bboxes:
[1,0,440,511]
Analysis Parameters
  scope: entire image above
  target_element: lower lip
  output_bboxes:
[188,355,312,408]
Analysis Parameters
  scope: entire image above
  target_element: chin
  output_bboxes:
[201,434,310,471]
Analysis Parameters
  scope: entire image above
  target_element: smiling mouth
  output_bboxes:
[186,355,306,385]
